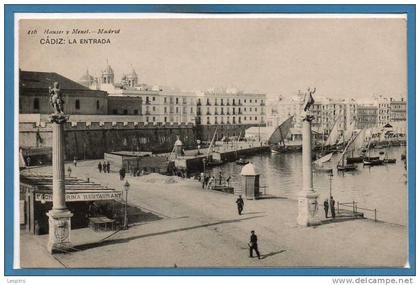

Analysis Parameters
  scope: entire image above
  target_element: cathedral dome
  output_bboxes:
[127,68,137,79]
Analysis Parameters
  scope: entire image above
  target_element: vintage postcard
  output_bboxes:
[7,6,414,276]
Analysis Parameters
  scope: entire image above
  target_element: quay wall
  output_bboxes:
[19,121,197,160]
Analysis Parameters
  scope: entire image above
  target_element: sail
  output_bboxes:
[350,129,367,152]
[337,132,358,166]
[344,121,355,142]
[268,116,293,145]
[325,118,340,146]
[313,152,333,166]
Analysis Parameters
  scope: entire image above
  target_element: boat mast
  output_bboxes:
[207,126,219,159]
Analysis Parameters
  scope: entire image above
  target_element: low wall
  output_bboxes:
[20,121,197,161]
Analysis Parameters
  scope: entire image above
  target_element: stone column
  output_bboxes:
[47,114,73,253]
[297,115,321,226]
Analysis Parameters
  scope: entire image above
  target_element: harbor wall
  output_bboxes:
[19,121,197,161]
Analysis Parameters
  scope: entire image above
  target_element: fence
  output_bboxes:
[337,201,377,222]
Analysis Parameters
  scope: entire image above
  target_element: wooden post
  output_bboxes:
[337,201,340,214]
[374,209,377,222]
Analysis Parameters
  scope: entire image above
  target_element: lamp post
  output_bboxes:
[203,158,207,174]
[123,180,130,230]
[329,172,333,199]
[197,139,201,155]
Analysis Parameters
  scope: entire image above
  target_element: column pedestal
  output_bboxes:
[297,191,321,226]
[47,210,73,253]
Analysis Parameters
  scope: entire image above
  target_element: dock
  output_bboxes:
[171,141,270,171]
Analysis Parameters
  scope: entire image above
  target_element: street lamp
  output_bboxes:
[203,158,207,174]
[197,139,201,155]
[123,180,130,230]
[328,172,333,199]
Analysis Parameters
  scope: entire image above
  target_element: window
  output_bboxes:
[75,100,80,110]
[153,117,156,122]
[153,106,156,111]
[164,97,167,103]
[33,98,40,110]
[96,100,100,110]
[176,107,179,113]
[244,99,246,103]
[176,98,179,104]
[255,116,258,120]
[112,109,117,115]
[164,117,167,122]
[123,109,128,115]
[153,97,156,101]
[146,117,149,122]
[164,107,167,113]
[134,109,139,115]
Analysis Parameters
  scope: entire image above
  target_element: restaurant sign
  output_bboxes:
[35,192,122,202]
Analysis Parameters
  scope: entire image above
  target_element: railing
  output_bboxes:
[337,201,377,222]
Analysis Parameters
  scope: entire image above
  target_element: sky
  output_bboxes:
[19,17,407,100]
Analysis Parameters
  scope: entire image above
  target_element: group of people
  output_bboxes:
[98,161,111,173]
[323,196,336,219]
[198,171,231,190]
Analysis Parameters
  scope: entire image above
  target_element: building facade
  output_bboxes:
[356,105,378,129]
[20,70,108,115]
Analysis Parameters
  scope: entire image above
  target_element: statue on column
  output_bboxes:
[49,82,64,114]
[49,82,68,124]
[302,87,316,121]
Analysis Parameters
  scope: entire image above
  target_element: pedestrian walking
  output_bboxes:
[330,196,336,219]
[249,230,261,259]
[226,176,231,187]
[236,195,244,215]
[323,199,329,218]
[207,176,215,190]
[98,162,102,173]
[103,161,107,173]
[119,168,126,180]
[218,171,223,186]
[73,157,77,167]
[106,161,111,173]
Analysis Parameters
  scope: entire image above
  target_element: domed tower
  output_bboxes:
[79,69,95,88]
[126,68,138,87]
[101,61,114,85]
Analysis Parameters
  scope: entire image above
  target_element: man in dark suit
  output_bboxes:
[330,196,336,219]
[236,195,244,215]
[249,230,261,259]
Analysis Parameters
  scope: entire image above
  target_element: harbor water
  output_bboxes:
[207,146,407,226]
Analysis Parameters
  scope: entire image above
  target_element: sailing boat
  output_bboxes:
[323,117,341,152]
[382,141,397,164]
[269,116,294,153]
[346,128,367,163]
[363,135,383,166]
[337,132,358,172]
[206,126,224,167]
[313,152,334,173]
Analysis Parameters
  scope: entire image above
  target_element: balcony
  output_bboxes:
[206,102,211,106]
[260,103,265,106]
[145,100,151,105]
[206,112,211,115]
[145,111,151,115]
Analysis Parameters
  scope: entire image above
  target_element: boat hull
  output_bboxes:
[337,164,358,171]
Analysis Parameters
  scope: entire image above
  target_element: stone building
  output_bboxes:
[196,88,266,126]
[390,97,406,123]
[356,105,378,129]
[20,70,108,115]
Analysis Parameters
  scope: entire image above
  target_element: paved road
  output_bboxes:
[20,161,407,268]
